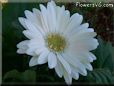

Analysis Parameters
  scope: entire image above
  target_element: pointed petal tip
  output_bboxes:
[39,4,46,10]
[18,17,22,22]
[50,0,56,6]
[86,63,93,71]
[17,49,25,54]
[64,74,72,85]
[16,49,20,54]
[29,57,38,67]
[29,62,37,67]
[85,23,89,28]
[80,68,87,76]
[18,17,25,24]
[24,10,29,16]
[37,50,49,65]
[24,10,30,14]
[32,8,37,11]
[57,53,72,74]
[48,52,57,69]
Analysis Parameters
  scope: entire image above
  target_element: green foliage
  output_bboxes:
[85,69,113,84]
[3,70,21,82]
[3,70,36,83]
[20,70,36,82]
[92,36,114,71]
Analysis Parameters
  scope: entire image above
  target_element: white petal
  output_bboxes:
[71,29,97,40]
[38,49,50,64]
[32,8,43,28]
[26,47,37,56]
[26,38,44,55]
[35,47,47,55]
[64,13,83,36]
[55,61,63,78]
[78,68,87,76]
[65,49,94,63]
[26,45,45,56]
[80,29,97,38]
[71,63,87,76]
[89,52,97,60]
[17,40,29,54]
[83,38,99,51]
[70,38,99,51]
[23,30,33,39]
[17,49,26,54]
[70,13,83,25]
[24,10,34,20]
[71,69,79,80]
[56,6,66,32]
[27,38,44,48]
[76,51,94,62]
[25,8,45,36]
[57,53,71,74]
[62,53,80,69]
[17,40,29,49]
[85,63,93,71]
[59,10,70,33]
[69,23,89,36]
[24,10,44,33]
[24,19,41,34]
[56,6,64,23]
[48,52,57,69]
[29,57,38,67]
[18,17,27,29]
[70,28,96,41]
[23,30,43,39]
[40,4,49,33]
[63,69,72,85]
[24,10,39,25]
[50,0,56,6]
[62,53,87,76]
[77,66,87,76]
[47,1,56,32]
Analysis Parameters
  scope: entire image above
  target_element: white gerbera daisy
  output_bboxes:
[17,1,99,85]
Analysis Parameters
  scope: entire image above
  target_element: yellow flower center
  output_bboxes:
[46,34,66,52]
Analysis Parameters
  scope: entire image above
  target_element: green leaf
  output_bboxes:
[92,72,102,83]
[112,76,114,84]
[3,69,21,82]
[97,71,109,84]
[3,69,36,82]
[93,36,114,71]
[86,69,113,84]
[20,70,36,82]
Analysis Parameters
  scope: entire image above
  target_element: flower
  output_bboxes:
[17,1,99,85]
